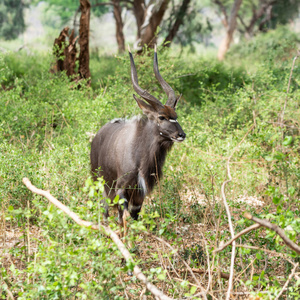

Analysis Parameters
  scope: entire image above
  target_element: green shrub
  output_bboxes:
[1,42,299,298]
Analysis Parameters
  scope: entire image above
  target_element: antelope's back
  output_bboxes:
[90,119,127,183]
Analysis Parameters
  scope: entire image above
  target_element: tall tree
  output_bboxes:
[237,0,300,38]
[133,0,170,51]
[52,27,78,76]
[163,0,192,47]
[0,0,27,40]
[237,0,276,39]
[214,0,243,60]
[113,0,125,53]
[52,0,91,84]
[78,0,91,82]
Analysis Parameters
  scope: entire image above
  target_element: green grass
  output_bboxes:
[1,28,300,299]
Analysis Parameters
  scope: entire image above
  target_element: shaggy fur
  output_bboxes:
[90,112,184,222]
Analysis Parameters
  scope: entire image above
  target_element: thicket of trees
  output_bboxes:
[0,1,300,299]
[0,0,28,40]
[1,0,299,59]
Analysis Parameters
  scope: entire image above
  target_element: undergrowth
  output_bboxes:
[0,27,300,299]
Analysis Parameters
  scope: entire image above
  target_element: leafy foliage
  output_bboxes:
[1,26,300,298]
[0,0,28,40]
[39,0,110,28]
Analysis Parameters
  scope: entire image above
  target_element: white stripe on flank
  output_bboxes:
[131,204,142,210]
[138,174,147,196]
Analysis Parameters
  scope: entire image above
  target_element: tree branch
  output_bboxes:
[274,263,298,300]
[92,2,114,7]
[213,0,229,28]
[244,212,300,255]
[163,0,192,47]
[22,178,174,300]
[279,49,300,126]
[151,235,208,299]
[220,125,254,300]
[214,223,261,253]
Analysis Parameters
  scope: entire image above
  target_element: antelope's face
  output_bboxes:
[156,106,186,142]
[129,45,186,143]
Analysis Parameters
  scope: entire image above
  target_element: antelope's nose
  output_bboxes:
[178,132,186,140]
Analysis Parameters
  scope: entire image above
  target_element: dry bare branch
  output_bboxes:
[171,268,230,280]
[213,0,229,28]
[244,213,300,255]
[151,235,208,299]
[214,223,261,253]
[220,125,255,299]
[274,263,298,300]
[279,49,300,125]
[4,285,14,300]
[235,244,296,265]
[22,177,174,300]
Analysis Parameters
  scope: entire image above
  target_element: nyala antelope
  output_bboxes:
[90,46,186,230]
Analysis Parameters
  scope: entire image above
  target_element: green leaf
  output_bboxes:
[272,196,280,204]
[157,273,166,280]
[256,252,263,259]
[288,187,295,196]
[283,136,293,146]
[265,155,273,161]
[190,286,197,294]
[88,187,95,198]
[113,195,120,204]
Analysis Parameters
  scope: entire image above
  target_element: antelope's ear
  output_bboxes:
[133,94,156,114]
[173,94,182,109]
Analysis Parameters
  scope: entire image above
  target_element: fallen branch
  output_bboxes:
[151,235,208,299]
[170,268,229,280]
[274,263,298,300]
[235,244,296,266]
[4,285,14,300]
[22,178,173,300]
[220,125,255,299]
[244,212,300,255]
[214,223,261,253]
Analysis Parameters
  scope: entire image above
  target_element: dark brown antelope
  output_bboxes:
[90,46,186,230]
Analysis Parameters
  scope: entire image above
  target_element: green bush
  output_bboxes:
[1,42,300,298]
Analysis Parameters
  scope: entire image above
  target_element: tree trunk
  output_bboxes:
[217,33,234,61]
[113,0,125,53]
[78,0,91,83]
[52,27,78,77]
[133,0,145,40]
[217,0,243,61]
[163,0,191,47]
[238,1,275,39]
[139,0,170,51]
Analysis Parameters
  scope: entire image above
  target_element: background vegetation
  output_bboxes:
[0,0,300,299]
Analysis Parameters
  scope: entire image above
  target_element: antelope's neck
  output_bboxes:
[138,119,173,193]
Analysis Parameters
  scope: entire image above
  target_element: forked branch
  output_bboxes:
[22,178,174,300]
[279,49,300,125]
[244,212,300,255]
[220,125,255,300]
[214,223,261,253]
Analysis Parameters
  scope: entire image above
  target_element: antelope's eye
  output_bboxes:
[159,116,166,121]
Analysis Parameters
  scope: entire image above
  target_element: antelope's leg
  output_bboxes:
[101,189,109,220]
[130,204,142,220]
[116,189,130,236]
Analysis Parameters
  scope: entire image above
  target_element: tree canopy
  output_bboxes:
[0,0,27,40]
